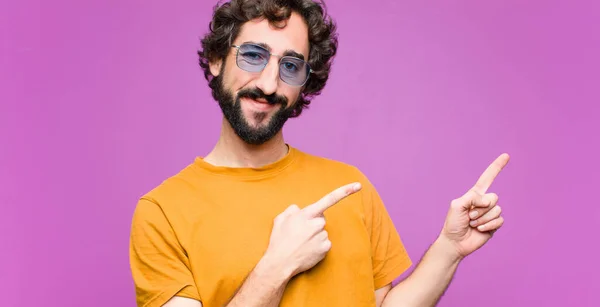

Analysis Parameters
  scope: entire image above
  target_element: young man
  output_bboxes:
[129,1,509,306]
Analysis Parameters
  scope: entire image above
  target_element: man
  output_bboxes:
[129,0,509,306]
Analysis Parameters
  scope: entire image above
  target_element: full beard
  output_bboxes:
[212,75,295,145]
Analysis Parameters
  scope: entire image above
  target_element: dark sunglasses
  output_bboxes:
[232,43,313,87]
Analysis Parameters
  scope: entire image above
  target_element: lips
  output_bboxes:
[241,97,276,111]
[237,87,287,107]
[252,97,269,104]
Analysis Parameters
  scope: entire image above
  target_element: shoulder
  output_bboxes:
[293,147,369,179]
[130,160,208,237]
[137,160,205,212]
[291,146,379,198]
[294,148,378,193]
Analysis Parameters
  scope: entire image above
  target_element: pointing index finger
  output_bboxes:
[471,153,510,194]
[303,182,362,217]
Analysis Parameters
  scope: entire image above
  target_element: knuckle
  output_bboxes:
[345,186,354,195]
[280,205,296,215]
[487,193,498,205]
[319,218,327,228]
[468,190,479,199]
[274,212,286,223]
[328,193,339,204]
[313,217,326,229]
[450,198,463,208]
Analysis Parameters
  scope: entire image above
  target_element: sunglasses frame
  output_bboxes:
[231,43,313,87]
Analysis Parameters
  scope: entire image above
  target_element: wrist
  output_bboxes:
[434,235,464,264]
[256,252,294,286]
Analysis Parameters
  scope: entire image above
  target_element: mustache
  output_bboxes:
[237,88,288,107]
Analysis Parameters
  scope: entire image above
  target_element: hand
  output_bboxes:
[441,153,510,259]
[263,182,362,278]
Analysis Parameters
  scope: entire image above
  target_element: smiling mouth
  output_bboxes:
[242,97,277,110]
[253,98,269,104]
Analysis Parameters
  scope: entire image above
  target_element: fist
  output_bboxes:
[441,153,510,258]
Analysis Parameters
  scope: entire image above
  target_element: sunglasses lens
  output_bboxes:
[235,44,311,86]
[237,44,269,72]
[280,57,310,86]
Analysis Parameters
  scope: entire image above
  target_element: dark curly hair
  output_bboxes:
[198,0,338,118]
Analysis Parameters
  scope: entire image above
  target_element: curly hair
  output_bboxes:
[198,0,338,118]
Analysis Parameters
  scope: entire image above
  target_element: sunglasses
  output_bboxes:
[231,43,313,87]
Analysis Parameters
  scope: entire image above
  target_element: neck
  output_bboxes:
[203,118,289,168]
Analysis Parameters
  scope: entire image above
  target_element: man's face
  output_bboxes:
[209,12,310,145]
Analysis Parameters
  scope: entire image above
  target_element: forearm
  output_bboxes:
[225,254,293,307]
[382,236,462,307]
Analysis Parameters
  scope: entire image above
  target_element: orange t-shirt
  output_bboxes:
[129,145,412,307]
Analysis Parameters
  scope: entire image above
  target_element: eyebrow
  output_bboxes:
[245,41,306,61]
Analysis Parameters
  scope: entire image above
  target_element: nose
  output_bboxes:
[255,59,279,95]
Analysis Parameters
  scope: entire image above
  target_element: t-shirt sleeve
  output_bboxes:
[362,177,413,289]
[129,197,201,307]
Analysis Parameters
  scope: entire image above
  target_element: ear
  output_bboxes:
[209,59,223,77]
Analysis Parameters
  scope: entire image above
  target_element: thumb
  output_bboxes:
[451,190,490,211]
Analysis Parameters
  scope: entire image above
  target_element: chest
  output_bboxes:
[180,186,376,306]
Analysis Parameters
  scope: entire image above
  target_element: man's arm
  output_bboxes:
[375,284,393,307]
[221,254,293,307]
[382,153,510,307]
[381,236,461,307]
[163,297,202,307]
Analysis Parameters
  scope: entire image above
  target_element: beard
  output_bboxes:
[212,74,296,145]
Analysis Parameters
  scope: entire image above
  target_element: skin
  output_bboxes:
[379,153,509,307]
[162,10,510,307]
[202,13,309,169]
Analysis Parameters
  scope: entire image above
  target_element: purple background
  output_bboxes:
[2,0,599,306]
